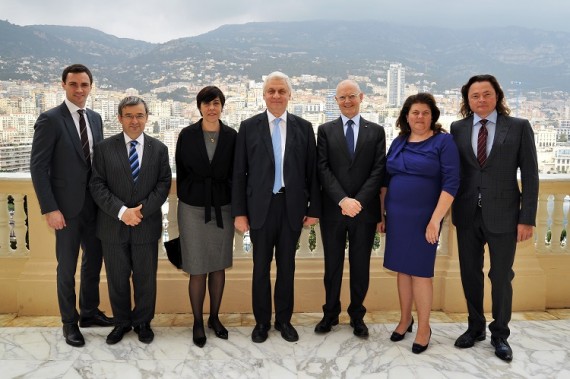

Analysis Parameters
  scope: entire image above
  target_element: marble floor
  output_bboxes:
[1,310,570,379]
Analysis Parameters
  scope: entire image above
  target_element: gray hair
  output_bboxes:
[263,71,293,94]
[336,79,362,95]
[118,96,149,116]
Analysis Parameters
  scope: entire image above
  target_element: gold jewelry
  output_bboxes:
[205,131,217,143]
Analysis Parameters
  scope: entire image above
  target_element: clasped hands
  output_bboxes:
[121,204,143,226]
[340,197,362,218]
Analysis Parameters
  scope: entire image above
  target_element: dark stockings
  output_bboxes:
[189,270,226,338]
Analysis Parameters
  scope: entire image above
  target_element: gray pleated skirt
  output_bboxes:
[177,201,233,275]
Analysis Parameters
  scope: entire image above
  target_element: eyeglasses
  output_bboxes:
[121,114,146,121]
[336,93,360,102]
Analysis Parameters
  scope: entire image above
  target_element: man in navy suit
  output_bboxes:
[232,71,321,343]
[315,79,386,338]
[30,64,113,347]
[451,74,539,361]
[90,96,171,345]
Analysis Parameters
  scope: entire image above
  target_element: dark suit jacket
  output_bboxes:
[89,132,172,244]
[317,117,386,223]
[232,111,321,231]
[450,114,539,233]
[30,102,103,217]
[176,119,237,227]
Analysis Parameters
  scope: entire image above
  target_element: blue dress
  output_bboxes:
[383,133,460,278]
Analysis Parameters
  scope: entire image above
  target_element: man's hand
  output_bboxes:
[234,215,249,233]
[517,224,534,242]
[340,198,362,218]
[122,204,143,226]
[46,210,66,230]
[303,216,318,227]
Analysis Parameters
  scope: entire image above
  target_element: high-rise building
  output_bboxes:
[387,63,405,107]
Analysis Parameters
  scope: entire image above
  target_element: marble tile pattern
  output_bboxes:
[1,311,569,378]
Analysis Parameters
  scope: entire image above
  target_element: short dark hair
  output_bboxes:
[460,74,511,117]
[118,96,149,116]
[196,86,225,115]
[396,93,445,136]
[62,64,93,84]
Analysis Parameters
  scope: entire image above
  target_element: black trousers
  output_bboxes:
[250,194,301,325]
[456,207,517,339]
[319,217,376,320]
[102,241,158,327]
[55,191,102,325]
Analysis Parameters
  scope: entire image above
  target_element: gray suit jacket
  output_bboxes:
[450,114,539,233]
[317,116,386,223]
[89,132,172,244]
[30,102,103,217]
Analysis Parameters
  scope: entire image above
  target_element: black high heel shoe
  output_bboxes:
[193,323,207,348]
[412,328,432,354]
[208,316,229,340]
[390,317,414,342]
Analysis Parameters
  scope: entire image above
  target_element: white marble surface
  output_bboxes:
[1,320,569,378]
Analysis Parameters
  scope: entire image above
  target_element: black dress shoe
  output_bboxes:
[79,309,114,327]
[134,323,154,344]
[193,323,207,348]
[63,324,85,347]
[491,337,513,362]
[454,329,486,348]
[390,317,414,342]
[106,325,132,345]
[251,323,270,343]
[208,317,228,340]
[412,328,432,354]
[275,321,299,342]
[314,316,339,334]
[350,318,369,338]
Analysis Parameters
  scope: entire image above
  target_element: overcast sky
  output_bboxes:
[2,0,569,43]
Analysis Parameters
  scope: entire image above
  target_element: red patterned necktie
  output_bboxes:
[476,119,488,167]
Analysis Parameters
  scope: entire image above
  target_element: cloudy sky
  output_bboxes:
[2,0,569,43]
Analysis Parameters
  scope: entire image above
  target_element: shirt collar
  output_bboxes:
[340,114,361,127]
[123,132,144,145]
[267,110,287,124]
[64,98,83,114]
[473,110,498,126]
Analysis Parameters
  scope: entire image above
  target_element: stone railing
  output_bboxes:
[0,174,568,315]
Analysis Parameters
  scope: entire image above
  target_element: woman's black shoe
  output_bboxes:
[412,328,432,354]
[208,317,229,339]
[193,323,207,348]
[390,317,414,342]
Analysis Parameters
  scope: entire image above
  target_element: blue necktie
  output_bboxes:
[346,119,355,159]
[272,118,282,193]
[129,140,140,182]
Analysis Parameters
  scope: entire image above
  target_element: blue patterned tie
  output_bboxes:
[272,118,282,193]
[129,140,139,183]
[346,119,355,159]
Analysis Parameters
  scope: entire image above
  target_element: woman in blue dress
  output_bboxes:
[379,93,460,354]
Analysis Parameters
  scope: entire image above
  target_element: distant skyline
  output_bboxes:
[2,0,570,43]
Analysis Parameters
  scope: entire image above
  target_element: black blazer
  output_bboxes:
[176,119,237,227]
[451,114,539,233]
[30,102,104,217]
[232,111,321,231]
[317,116,386,223]
[89,132,172,244]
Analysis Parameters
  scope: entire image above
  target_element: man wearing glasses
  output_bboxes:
[314,79,386,338]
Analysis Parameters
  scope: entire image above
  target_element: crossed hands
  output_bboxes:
[121,204,143,226]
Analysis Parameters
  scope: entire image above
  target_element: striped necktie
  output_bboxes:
[77,109,91,168]
[477,119,488,167]
[129,140,140,182]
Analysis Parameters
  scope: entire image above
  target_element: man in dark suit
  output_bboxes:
[314,79,386,338]
[90,96,171,345]
[232,71,321,343]
[451,74,539,361]
[30,64,113,347]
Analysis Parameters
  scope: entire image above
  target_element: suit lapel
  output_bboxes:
[284,113,298,164]
[259,113,275,165]
[353,117,370,161]
[331,117,352,162]
[112,134,133,180]
[486,115,510,164]
[193,121,212,168]
[461,116,479,167]
[86,109,103,143]
[139,134,154,184]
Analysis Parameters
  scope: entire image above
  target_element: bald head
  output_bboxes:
[335,80,364,119]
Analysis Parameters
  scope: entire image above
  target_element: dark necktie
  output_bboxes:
[77,109,91,168]
[129,140,140,183]
[346,119,355,159]
[477,119,488,167]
